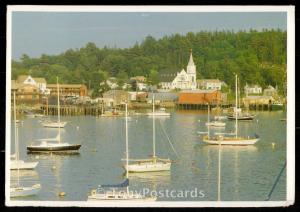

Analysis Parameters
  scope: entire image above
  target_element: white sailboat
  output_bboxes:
[11,92,38,170]
[227,77,255,120]
[146,102,170,117]
[27,77,81,152]
[202,75,260,145]
[205,105,226,127]
[125,94,172,173]
[10,92,41,197]
[87,103,156,201]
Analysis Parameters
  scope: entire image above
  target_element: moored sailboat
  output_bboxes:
[11,92,38,170]
[205,104,226,127]
[87,103,156,201]
[10,92,41,197]
[27,77,81,153]
[202,75,260,146]
[124,94,172,173]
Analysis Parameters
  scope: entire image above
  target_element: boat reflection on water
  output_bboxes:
[125,171,171,184]
[11,170,39,179]
[201,144,258,153]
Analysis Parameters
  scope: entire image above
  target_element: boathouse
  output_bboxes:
[177,90,221,109]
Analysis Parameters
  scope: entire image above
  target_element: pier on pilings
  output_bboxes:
[40,105,103,116]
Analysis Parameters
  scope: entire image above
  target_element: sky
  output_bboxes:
[11,12,287,60]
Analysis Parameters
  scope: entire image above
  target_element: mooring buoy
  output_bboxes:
[59,192,66,197]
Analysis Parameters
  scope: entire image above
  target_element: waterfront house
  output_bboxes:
[244,84,262,95]
[103,90,129,106]
[159,50,197,91]
[177,90,222,109]
[46,84,88,97]
[12,80,41,104]
[15,75,50,95]
[243,95,274,109]
[196,79,225,90]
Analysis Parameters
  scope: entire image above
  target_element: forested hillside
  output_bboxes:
[12,29,287,95]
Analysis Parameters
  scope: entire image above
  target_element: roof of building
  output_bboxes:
[265,85,276,90]
[16,75,47,84]
[34,78,46,83]
[244,84,262,88]
[158,69,179,82]
[130,76,146,82]
[179,89,218,94]
[16,75,30,83]
[47,84,86,88]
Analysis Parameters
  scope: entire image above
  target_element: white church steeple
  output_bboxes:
[186,49,197,89]
[187,49,195,68]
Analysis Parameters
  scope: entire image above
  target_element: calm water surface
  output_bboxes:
[10,110,286,201]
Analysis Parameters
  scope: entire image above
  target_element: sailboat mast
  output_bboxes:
[125,103,129,194]
[13,92,20,186]
[235,74,238,138]
[13,92,17,161]
[57,77,61,143]
[152,93,156,158]
[217,140,221,201]
[207,103,210,138]
[125,103,129,179]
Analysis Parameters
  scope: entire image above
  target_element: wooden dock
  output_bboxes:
[40,105,103,116]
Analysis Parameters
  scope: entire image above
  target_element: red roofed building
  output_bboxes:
[177,90,221,109]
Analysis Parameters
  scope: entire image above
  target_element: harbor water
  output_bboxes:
[10,110,287,201]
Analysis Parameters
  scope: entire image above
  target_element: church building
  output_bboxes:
[159,50,197,91]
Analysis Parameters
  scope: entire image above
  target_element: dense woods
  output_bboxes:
[12,29,287,95]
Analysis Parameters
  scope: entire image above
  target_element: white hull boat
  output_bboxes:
[214,116,227,120]
[147,112,170,117]
[87,103,155,202]
[10,184,41,197]
[201,75,260,146]
[42,121,67,128]
[125,158,171,172]
[203,135,259,145]
[205,121,226,127]
[88,189,156,201]
[11,160,38,170]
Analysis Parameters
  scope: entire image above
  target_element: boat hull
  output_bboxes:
[124,161,171,172]
[10,160,38,170]
[227,115,255,120]
[203,137,259,145]
[27,144,81,152]
[41,121,67,128]
[10,184,41,197]
[146,112,170,117]
[87,192,157,201]
[205,122,226,127]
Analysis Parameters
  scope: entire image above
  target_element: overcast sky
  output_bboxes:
[11,12,287,60]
